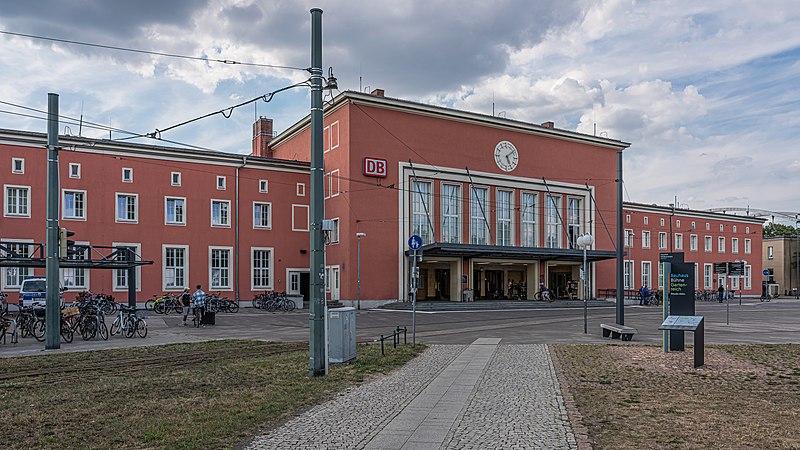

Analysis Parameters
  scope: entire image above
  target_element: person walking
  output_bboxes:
[718,284,725,303]
[180,288,191,326]
[192,284,207,327]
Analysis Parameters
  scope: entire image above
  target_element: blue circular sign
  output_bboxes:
[408,235,423,250]
[762,269,770,276]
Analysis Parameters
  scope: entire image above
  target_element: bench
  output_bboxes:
[600,323,638,341]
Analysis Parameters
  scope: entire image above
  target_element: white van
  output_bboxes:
[19,277,63,308]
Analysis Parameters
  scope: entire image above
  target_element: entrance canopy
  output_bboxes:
[404,242,616,262]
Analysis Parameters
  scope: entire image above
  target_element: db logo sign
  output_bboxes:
[363,157,388,178]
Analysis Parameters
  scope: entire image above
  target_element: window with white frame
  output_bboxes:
[746,226,750,234]
[744,238,752,254]
[211,200,230,227]
[658,262,664,287]
[545,194,562,248]
[61,243,89,290]
[209,247,232,289]
[252,248,273,289]
[660,218,665,226]
[718,237,725,253]
[745,265,752,289]
[676,220,681,228]
[567,197,582,249]
[691,221,696,230]
[624,229,634,248]
[441,184,460,244]
[704,263,713,289]
[5,185,30,217]
[163,246,188,290]
[113,243,141,291]
[69,163,81,179]
[2,241,31,288]
[330,218,340,243]
[704,236,712,252]
[624,260,634,289]
[641,261,651,288]
[705,223,710,230]
[675,233,683,250]
[626,214,630,223]
[259,180,268,193]
[694,263,699,290]
[324,170,340,198]
[412,180,433,244]
[644,216,648,225]
[642,230,651,249]
[521,192,536,247]
[63,190,86,220]
[658,232,667,250]
[165,197,186,225]
[296,183,305,196]
[731,275,739,290]
[690,234,698,251]
[732,237,739,253]
[768,246,774,259]
[719,224,724,232]
[470,186,489,245]
[122,168,133,183]
[733,225,737,232]
[115,193,138,223]
[11,158,24,174]
[496,190,513,246]
[216,176,226,190]
[171,172,181,186]
[253,202,272,229]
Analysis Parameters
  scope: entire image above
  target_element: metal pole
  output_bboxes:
[662,261,670,353]
[616,151,624,325]
[357,235,361,310]
[308,8,325,377]
[726,276,730,325]
[45,93,60,350]
[583,245,587,334]
[411,251,417,347]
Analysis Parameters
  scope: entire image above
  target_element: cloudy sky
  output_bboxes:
[1,0,799,215]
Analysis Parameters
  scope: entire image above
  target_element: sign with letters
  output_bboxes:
[363,157,388,178]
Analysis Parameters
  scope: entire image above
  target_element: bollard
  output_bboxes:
[380,335,385,356]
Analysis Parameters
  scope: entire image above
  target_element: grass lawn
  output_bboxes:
[552,344,800,450]
[1,340,424,449]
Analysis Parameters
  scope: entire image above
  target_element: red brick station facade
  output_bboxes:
[1,90,763,306]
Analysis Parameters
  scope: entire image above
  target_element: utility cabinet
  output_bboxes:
[328,307,356,363]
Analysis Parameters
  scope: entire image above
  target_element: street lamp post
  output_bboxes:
[796,220,799,299]
[577,234,594,334]
[356,232,366,310]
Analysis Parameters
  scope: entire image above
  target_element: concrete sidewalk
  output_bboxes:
[248,339,576,449]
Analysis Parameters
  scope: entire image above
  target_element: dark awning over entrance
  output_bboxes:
[404,242,616,262]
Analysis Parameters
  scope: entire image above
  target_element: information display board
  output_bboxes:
[659,315,705,367]
[729,262,745,277]
[713,262,728,275]
[668,258,695,351]
[659,315,704,331]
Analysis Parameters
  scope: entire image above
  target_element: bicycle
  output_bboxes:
[110,305,137,338]
[534,288,553,302]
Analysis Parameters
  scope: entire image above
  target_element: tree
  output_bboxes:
[763,223,800,238]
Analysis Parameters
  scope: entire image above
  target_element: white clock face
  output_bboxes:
[494,140,518,172]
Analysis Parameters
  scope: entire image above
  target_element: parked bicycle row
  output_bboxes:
[252,291,297,312]
[145,291,239,314]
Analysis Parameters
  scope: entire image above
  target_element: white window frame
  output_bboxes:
[691,221,696,230]
[122,167,133,183]
[566,197,582,249]
[744,238,752,254]
[259,179,269,193]
[171,172,181,186]
[292,204,309,232]
[642,230,651,249]
[216,176,226,190]
[211,199,231,228]
[297,183,306,197]
[115,193,138,223]
[675,233,683,250]
[4,184,30,217]
[658,232,667,250]
[412,180,433,244]
[62,189,87,220]
[253,201,272,229]
[251,247,274,290]
[11,158,24,174]
[470,186,489,245]
[694,263,699,290]
[165,196,186,225]
[162,244,189,291]
[733,225,737,232]
[641,261,652,288]
[744,265,752,289]
[624,260,634,289]
[731,275,740,290]
[545,194,562,249]
[1,239,33,290]
[69,163,81,179]
[746,227,750,234]
[690,234,698,252]
[330,217,340,244]
[704,236,712,252]
[626,214,630,223]
[705,223,710,231]
[520,191,537,247]
[732,237,739,254]
[208,246,233,291]
[767,246,774,259]
[496,189,514,246]
[704,263,713,289]
[624,229,634,248]
[324,170,340,199]
[643,216,648,225]
[61,241,90,291]
[718,237,725,253]
[112,242,142,292]
[441,183,461,244]
[660,218,665,226]
[676,220,681,228]
[720,224,724,232]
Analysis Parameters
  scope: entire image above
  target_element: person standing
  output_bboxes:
[192,284,207,327]
[717,284,725,303]
[639,284,650,305]
[180,288,191,326]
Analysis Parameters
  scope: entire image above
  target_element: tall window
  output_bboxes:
[744,265,752,289]
[470,186,489,245]
[658,232,667,250]
[624,260,634,289]
[496,190,512,246]
[675,233,683,250]
[658,262,664,288]
[163,246,187,290]
[641,261,651,288]
[567,198,582,249]
[210,248,231,289]
[521,192,536,247]
[704,264,712,289]
[704,236,712,252]
[441,184,460,243]
[253,202,272,229]
[718,237,725,253]
[624,229,634,248]
[5,185,30,217]
[62,244,88,289]
[116,194,138,222]
[545,195,561,248]
[744,238,751,254]
[690,235,698,251]
[411,181,432,244]
[63,190,86,220]
[642,231,651,249]
[165,197,185,225]
[732,238,739,253]
[211,200,230,227]
[113,244,140,291]
[252,248,272,289]
[330,218,340,243]
[767,246,774,259]
[2,242,30,288]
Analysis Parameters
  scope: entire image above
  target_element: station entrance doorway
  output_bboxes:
[417,259,459,301]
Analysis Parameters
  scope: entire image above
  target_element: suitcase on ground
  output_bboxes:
[201,311,215,325]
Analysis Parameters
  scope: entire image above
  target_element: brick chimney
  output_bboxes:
[541,121,554,129]
[251,117,273,157]
[370,88,385,97]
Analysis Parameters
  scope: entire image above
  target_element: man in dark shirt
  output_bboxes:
[180,288,191,326]
[718,285,725,303]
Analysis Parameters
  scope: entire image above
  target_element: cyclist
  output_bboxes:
[192,285,207,327]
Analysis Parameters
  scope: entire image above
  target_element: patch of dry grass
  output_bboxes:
[553,344,800,450]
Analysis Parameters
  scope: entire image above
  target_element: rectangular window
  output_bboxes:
[706,223,710,231]
[567,198,582,249]
[660,218,665,226]
[676,220,681,228]
[324,170,340,198]
[768,246,774,259]
[720,224,724,232]
[732,238,739,253]
[704,236,712,252]
[643,216,648,225]
[694,263,699,290]
[69,163,81,179]
[521,192,537,247]
[704,264,713,289]
[641,261,651,288]
[11,158,24,174]
[259,180,268,193]
[441,184,461,244]
[122,168,133,183]
[412,180,433,244]
[113,243,141,292]
[115,193,138,223]
[731,275,740,290]
[63,190,86,220]
[744,239,752,254]
[296,183,305,197]
[331,218,340,243]
[675,233,683,250]
[745,265,752,289]
[61,243,89,290]
[216,176,226,190]
[718,237,725,253]
[165,197,186,225]
[746,227,750,234]
[658,262,664,288]
[211,200,231,227]
[733,225,737,232]
[252,248,273,289]
[642,231,650,249]
[624,260,634,289]
[171,172,181,186]
[496,190,513,246]
[658,232,667,250]
[163,245,188,290]
[209,247,232,290]
[690,234,698,251]
[470,186,489,245]
[253,202,272,229]
[545,194,562,248]
[2,242,31,288]
[5,185,30,217]
[626,214,631,223]
[624,229,634,248]
[292,204,309,231]
[691,221,696,230]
